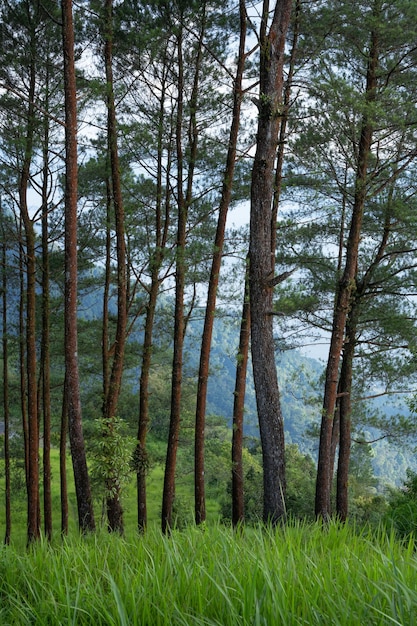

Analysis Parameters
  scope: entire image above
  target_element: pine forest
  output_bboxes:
[2,1,417,623]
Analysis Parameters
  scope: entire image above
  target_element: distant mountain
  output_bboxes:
[185,313,324,448]
[186,313,417,487]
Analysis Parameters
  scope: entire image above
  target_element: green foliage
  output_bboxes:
[220,443,316,524]
[87,417,136,502]
[0,434,26,496]
[219,442,263,524]
[349,441,378,496]
[285,444,316,520]
[350,494,388,527]
[385,469,417,539]
[170,495,194,531]
[342,440,391,526]
[276,0,417,401]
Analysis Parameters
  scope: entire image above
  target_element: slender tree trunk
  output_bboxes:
[194,0,247,526]
[249,0,293,524]
[162,21,187,535]
[60,374,69,535]
[329,390,340,499]
[2,213,11,545]
[137,42,172,535]
[19,220,29,489]
[41,92,52,540]
[325,167,350,510]
[136,256,168,530]
[271,0,300,255]
[41,214,52,540]
[315,7,380,520]
[24,222,39,544]
[19,54,40,544]
[136,275,159,532]
[230,2,299,527]
[62,0,95,533]
[162,7,205,533]
[136,199,170,533]
[336,189,392,521]
[231,263,250,527]
[101,0,128,535]
[335,307,356,522]
[102,172,111,405]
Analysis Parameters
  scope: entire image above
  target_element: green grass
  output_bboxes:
[1,522,417,624]
[2,451,417,623]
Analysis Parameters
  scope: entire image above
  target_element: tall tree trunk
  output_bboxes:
[231,263,250,527]
[335,305,356,522]
[231,1,299,527]
[194,0,247,526]
[315,5,380,520]
[102,172,111,406]
[271,0,300,255]
[336,191,393,521]
[137,46,172,534]
[136,273,159,532]
[62,0,95,533]
[136,223,169,530]
[136,188,171,533]
[41,84,52,540]
[249,0,293,524]
[162,7,205,533]
[326,167,350,509]
[19,219,29,489]
[41,195,52,541]
[102,0,128,535]
[162,20,187,535]
[60,375,69,535]
[19,54,40,544]
[2,210,11,545]
[24,220,39,544]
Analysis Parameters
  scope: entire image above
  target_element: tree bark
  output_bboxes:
[271,0,300,255]
[60,375,69,535]
[161,20,187,535]
[40,80,52,540]
[231,1,298,527]
[101,0,128,535]
[62,0,95,533]
[315,3,380,520]
[102,172,111,407]
[162,7,205,533]
[335,306,356,522]
[249,0,293,524]
[231,264,250,527]
[194,0,246,526]
[336,189,393,521]
[2,210,11,545]
[18,53,40,544]
[137,46,172,533]
[18,219,29,492]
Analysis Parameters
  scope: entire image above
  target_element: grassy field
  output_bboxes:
[1,450,417,624]
[0,522,417,625]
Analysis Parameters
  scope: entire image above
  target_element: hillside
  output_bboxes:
[190,314,417,487]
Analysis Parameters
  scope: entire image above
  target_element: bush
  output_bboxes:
[385,469,417,538]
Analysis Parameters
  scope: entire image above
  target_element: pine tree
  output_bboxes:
[62,0,95,533]
[249,0,293,524]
